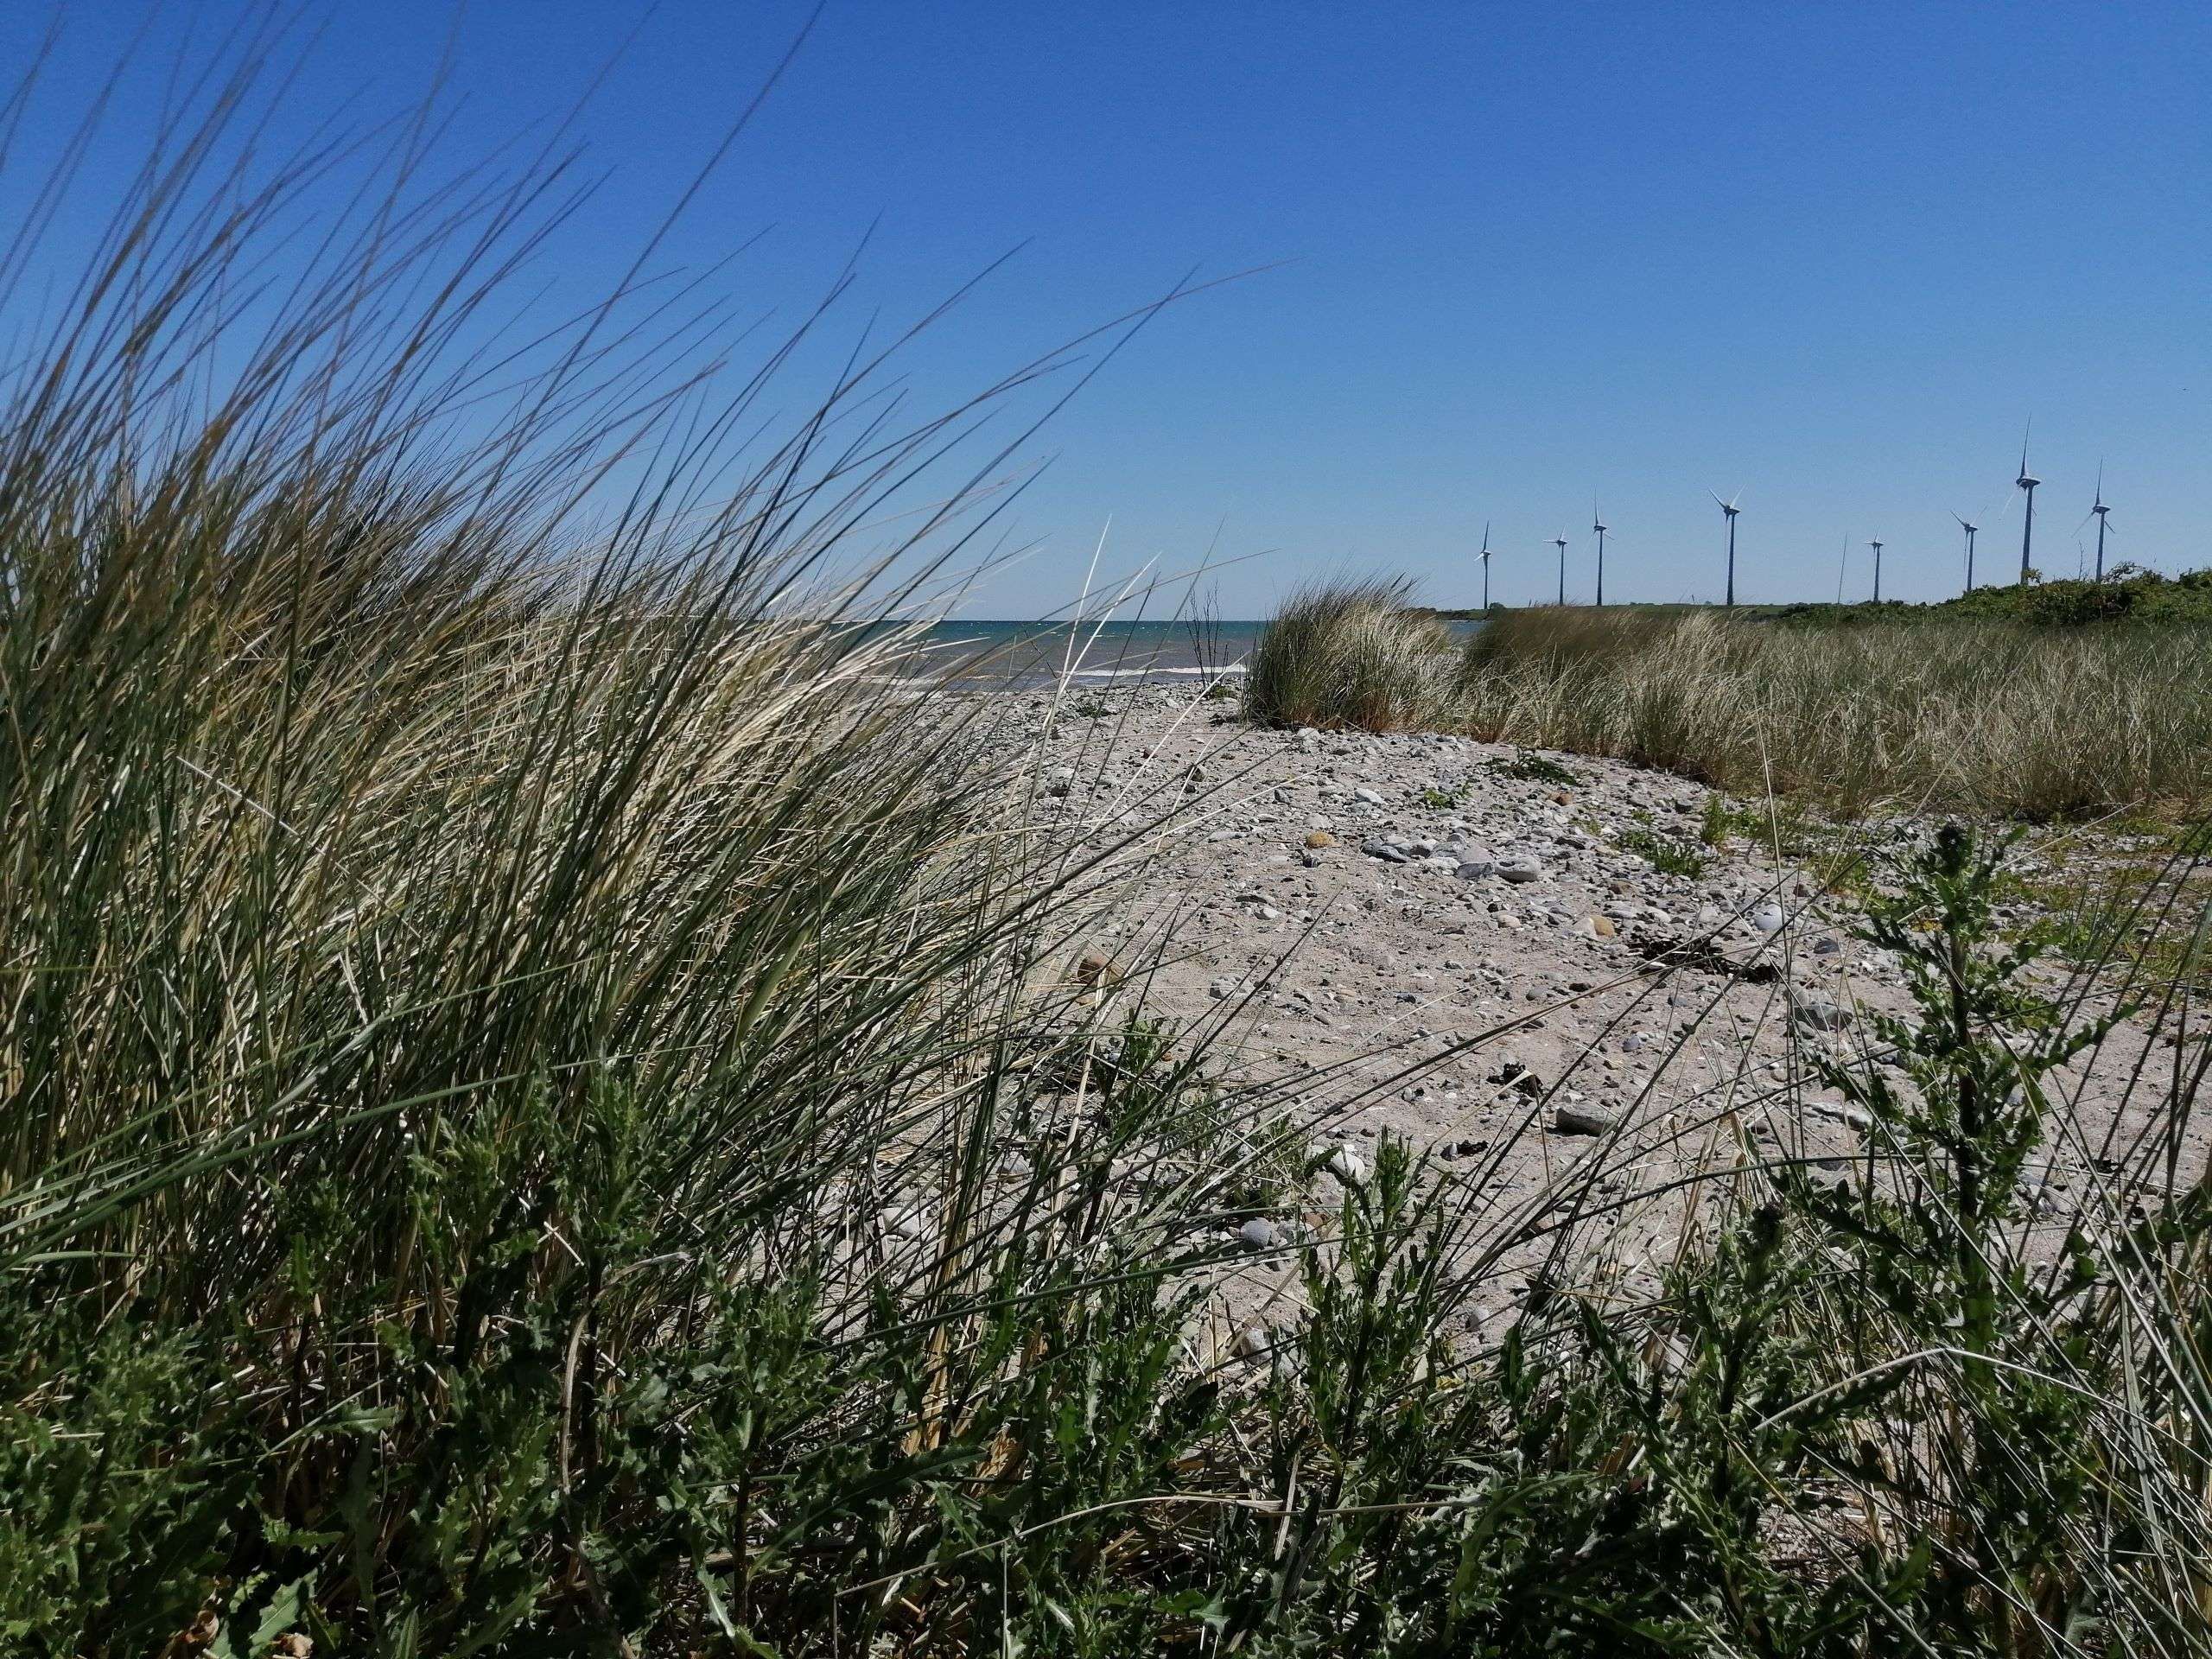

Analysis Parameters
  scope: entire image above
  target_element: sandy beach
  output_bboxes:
[1001,683,2195,1334]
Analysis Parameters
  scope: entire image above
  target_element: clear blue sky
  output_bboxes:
[7,3,2206,615]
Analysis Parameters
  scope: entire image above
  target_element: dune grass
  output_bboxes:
[12,39,2212,1658]
[1460,606,2212,820]
[1243,577,1458,730]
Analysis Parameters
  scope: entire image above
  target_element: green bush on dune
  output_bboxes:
[1243,577,1459,730]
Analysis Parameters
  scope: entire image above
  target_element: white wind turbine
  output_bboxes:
[1708,487,1743,607]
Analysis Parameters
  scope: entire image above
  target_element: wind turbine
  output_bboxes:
[1478,520,1492,610]
[2016,427,2041,584]
[1592,504,1609,607]
[2089,466,2112,581]
[1866,537,1885,603]
[1951,512,1978,593]
[1551,532,1568,606]
[1708,488,1742,607]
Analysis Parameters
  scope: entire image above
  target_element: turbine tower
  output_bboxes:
[1708,488,1742,607]
[1551,532,1568,606]
[1952,512,1978,593]
[1867,537,1885,604]
[1592,504,1608,607]
[2090,466,2112,582]
[1478,520,1492,610]
[2016,429,2041,584]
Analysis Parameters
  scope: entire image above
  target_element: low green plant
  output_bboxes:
[1616,823,1708,877]
[1480,748,1581,788]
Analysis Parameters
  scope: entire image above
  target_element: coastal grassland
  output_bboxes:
[14,51,2212,1659]
[1241,577,1458,730]
[1459,606,2212,820]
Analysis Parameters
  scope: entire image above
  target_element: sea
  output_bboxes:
[887,618,1480,690]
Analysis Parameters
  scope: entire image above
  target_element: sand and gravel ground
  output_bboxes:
[986,684,2202,1344]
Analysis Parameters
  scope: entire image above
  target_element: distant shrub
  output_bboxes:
[1244,577,1457,731]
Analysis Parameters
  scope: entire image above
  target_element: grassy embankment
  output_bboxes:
[1426,563,2212,629]
[1262,584,2212,823]
[13,61,2212,1656]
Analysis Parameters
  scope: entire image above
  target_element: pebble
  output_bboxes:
[1552,1103,1618,1136]
[1232,1323,1279,1360]
[1361,837,1411,864]
[1325,1147,1369,1184]
[1496,855,1543,884]
[1794,993,1853,1031]
[1354,786,1387,806]
[1238,1217,1278,1249]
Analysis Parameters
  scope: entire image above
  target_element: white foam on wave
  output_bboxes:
[1062,664,1248,681]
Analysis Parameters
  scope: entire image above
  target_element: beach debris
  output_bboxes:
[1325,1147,1369,1185]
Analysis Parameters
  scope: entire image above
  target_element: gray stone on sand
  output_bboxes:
[1552,1103,1618,1136]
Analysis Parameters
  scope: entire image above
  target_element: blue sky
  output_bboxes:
[7,3,2206,615]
